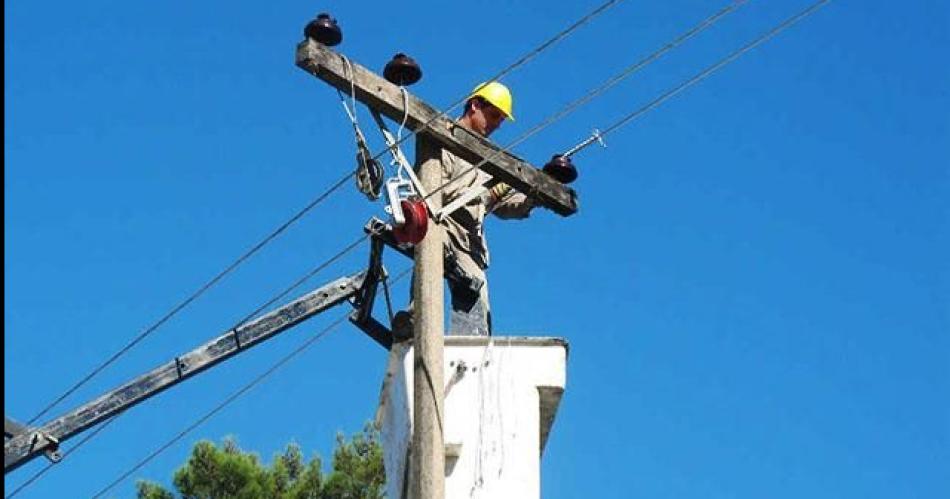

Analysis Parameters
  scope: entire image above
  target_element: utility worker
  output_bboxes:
[395,81,567,336]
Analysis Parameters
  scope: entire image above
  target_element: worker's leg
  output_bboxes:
[395,248,491,338]
[447,250,491,336]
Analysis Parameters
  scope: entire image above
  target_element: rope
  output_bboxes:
[90,266,413,499]
[381,273,396,325]
[26,171,354,426]
[423,0,751,204]
[339,55,360,127]
[396,86,410,146]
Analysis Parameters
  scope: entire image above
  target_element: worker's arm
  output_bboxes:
[485,183,535,220]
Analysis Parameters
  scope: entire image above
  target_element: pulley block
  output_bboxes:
[542,154,578,184]
[355,143,384,200]
[304,13,342,46]
[392,199,428,245]
[383,53,423,86]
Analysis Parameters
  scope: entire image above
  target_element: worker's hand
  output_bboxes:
[541,154,578,184]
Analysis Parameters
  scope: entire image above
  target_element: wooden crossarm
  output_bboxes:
[295,39,578,216]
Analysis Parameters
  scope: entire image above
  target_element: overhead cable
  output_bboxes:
[90,267,413,499]
[26,172,354,426]
[359,0,626,168]
[10,232,369,495]
[425,0,751,201]
[571,0,835,155]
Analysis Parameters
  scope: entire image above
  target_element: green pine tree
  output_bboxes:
[136,424,384,499]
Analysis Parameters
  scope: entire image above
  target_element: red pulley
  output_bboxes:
[392,199,428,245]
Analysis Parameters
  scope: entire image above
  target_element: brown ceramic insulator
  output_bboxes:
[542,154,578,184]
[383,53,423,86]
[304,13,342,46]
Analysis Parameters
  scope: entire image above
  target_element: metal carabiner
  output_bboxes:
[384,176,416,226]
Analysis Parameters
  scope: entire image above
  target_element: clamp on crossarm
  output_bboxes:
[4,418,61,465]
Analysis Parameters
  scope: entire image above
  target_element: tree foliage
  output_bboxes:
[136,424,384,499]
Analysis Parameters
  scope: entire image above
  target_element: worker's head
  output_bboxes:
[461,81,514,137]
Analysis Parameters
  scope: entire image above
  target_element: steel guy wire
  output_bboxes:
[5,413,123,499]
[423,0,750,204]
[90,266,414,499]
[353,0,626,169]
[26,171,355,427]
[575,0,834,154]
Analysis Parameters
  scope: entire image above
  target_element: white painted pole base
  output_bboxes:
[377,336,568,499]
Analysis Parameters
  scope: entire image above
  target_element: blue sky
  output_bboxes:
[5,1,948,498]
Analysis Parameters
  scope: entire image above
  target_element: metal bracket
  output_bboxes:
[352,237,386,325]
[369,110,434,217]
[347,312,394,350]
[347,235,398,350]
[384,177,413,225]
[5,417,61,464]
[364,217,413,259]
[362,217,482,297]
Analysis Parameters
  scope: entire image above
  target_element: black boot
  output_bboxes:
[391,310,414,342]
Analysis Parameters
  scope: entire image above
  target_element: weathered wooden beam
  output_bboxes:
[4,418,27,440]
[348,312,393,350]
[296,39,578,216]
[4,271,366,473]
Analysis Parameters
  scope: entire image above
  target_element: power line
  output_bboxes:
[359,0,626,168]
[26,171,354,426]
[592,0,834,146]
[8,232,370,496]
[424,0,750,203]
[90,267,413,499]
[225,233,369,330]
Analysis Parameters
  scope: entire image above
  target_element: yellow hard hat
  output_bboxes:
[470,81,514,121]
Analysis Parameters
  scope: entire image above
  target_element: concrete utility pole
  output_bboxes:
[410,137,445,498]
[296,37,577,499]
